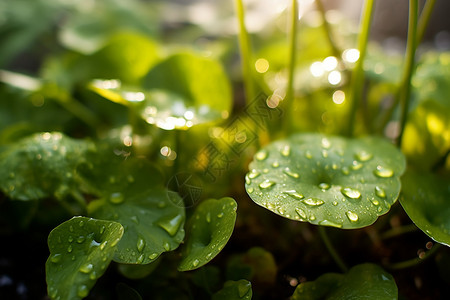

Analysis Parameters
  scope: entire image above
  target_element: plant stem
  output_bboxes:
[346,0,375,137]
[417,0,436,45]
[234,0,256,104]
[318,226,348,272]
[396,0,419,147]
[57,96,99,130]
[284,0,298,133]
[315,0,341,59]
[380,223,418,240]
[386,243,442,270]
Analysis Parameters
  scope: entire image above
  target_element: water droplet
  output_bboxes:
[99,226,105,234]
[283,190,304,200]
[305,151,312,159]
[157,214,184,236]
[322,150,329,158]
[206,212,211,223]
[111,238,120,247]
[247,187,254,194]
[332,163,338,170]
[259,180,276,189]
[341,167,350,175]
[79,263,93,274]
[238,281,251,297]
[351,161,363,170]
[332,201,338,206]
[281,145,291,157]
[158,201,166,208]
[109,192,124,204]
[277,207,285,214]
[77,285,89,298]
[321,138,331,149]
[295,208,307,219]
[89,271,97,280]
[163,242,170,251]
[50,254,62,263]
[302,198,324,206]
[272,161,280,168]
[217,212,224,218]
[255,150,268,161]
[355,150,373,161]
[100,241,107,250]
[67,245,73,253]
[76,236,85,244]
[137,238,145,252]
[192,259,200,267]
[248,169,260,179]
[318,183,330,190]
[309,214,316,221]
[149,253,158,260]
[373,166,394,178]
[346,211,359,222]
[371,199,380,206]
[69,226,74,232]
[283,168,299,179]
[341,187,361,199]
[131,216,139,224]
[319,220,342,228]
[68,236,73,243]
[137,254,144,264]
[375,186,386,198]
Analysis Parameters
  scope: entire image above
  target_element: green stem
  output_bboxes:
[397,0,419,147]
[57,97,99,130]
[284,0,298,132]
[380,223,418,240]
[234,0,256,104]
[316,0,342,59]
[386,243,442,270]
[416,0,436,45]
[346,0,375,137]
[318,226,348,272]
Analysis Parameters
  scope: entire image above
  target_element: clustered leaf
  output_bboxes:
[245,133,406,229]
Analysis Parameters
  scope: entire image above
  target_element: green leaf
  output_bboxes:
[141,52,232,129]
[245,133,406,229]
[226,247,277,286]
[88,187,184,265]
[292,263,397,300]
[46,216,124,300]
[400,170,450,246]
[0,132,93,201]
[212,280,252,300]
[178,197,237,271]
[118,259,161,279]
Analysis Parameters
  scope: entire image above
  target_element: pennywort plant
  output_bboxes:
[0,0,449,299]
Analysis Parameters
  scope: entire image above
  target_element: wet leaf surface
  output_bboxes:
[245,133,406,229]
[46,216,124,300]
[212,280,252,300]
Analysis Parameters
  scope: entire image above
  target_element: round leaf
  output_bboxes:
[245,134,406,229]
[141,52,232,129]
[46,217,124,300]
[88,187,185,264]
[212,280,252,300]
[292,263,397,300]
[178,197,237,271]
[0,132,93,200]
[400,170,450,246]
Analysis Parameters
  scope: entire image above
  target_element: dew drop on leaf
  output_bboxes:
[319,183,330,190]
[259,180,276,189]
[373,166,394,178]
[77,285,89,298]
[283,168,299,179]
[375,186,387,198]
[164,242,170,251]
[67,245,73,253]
[79,263,93,274]
[318,220,343,228]
[137,238,145,252]
[302,198,324,206]
[206,212,211,223]
[255,150,268,161]
[137,254,144,263]
[280,145,290,157]
[109,192,125,204]
[283,190,304,200]
[341,187,361,199]
[355,150,373,161]
[346,211,359,222]
[192,259,199,267]
[351,161,363,170]
[295,208,307,219]
[156,214,184,236]
[248,169,260,179]
[76,236,85,244]
[50,254,62,263]
[149,253,158,260]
